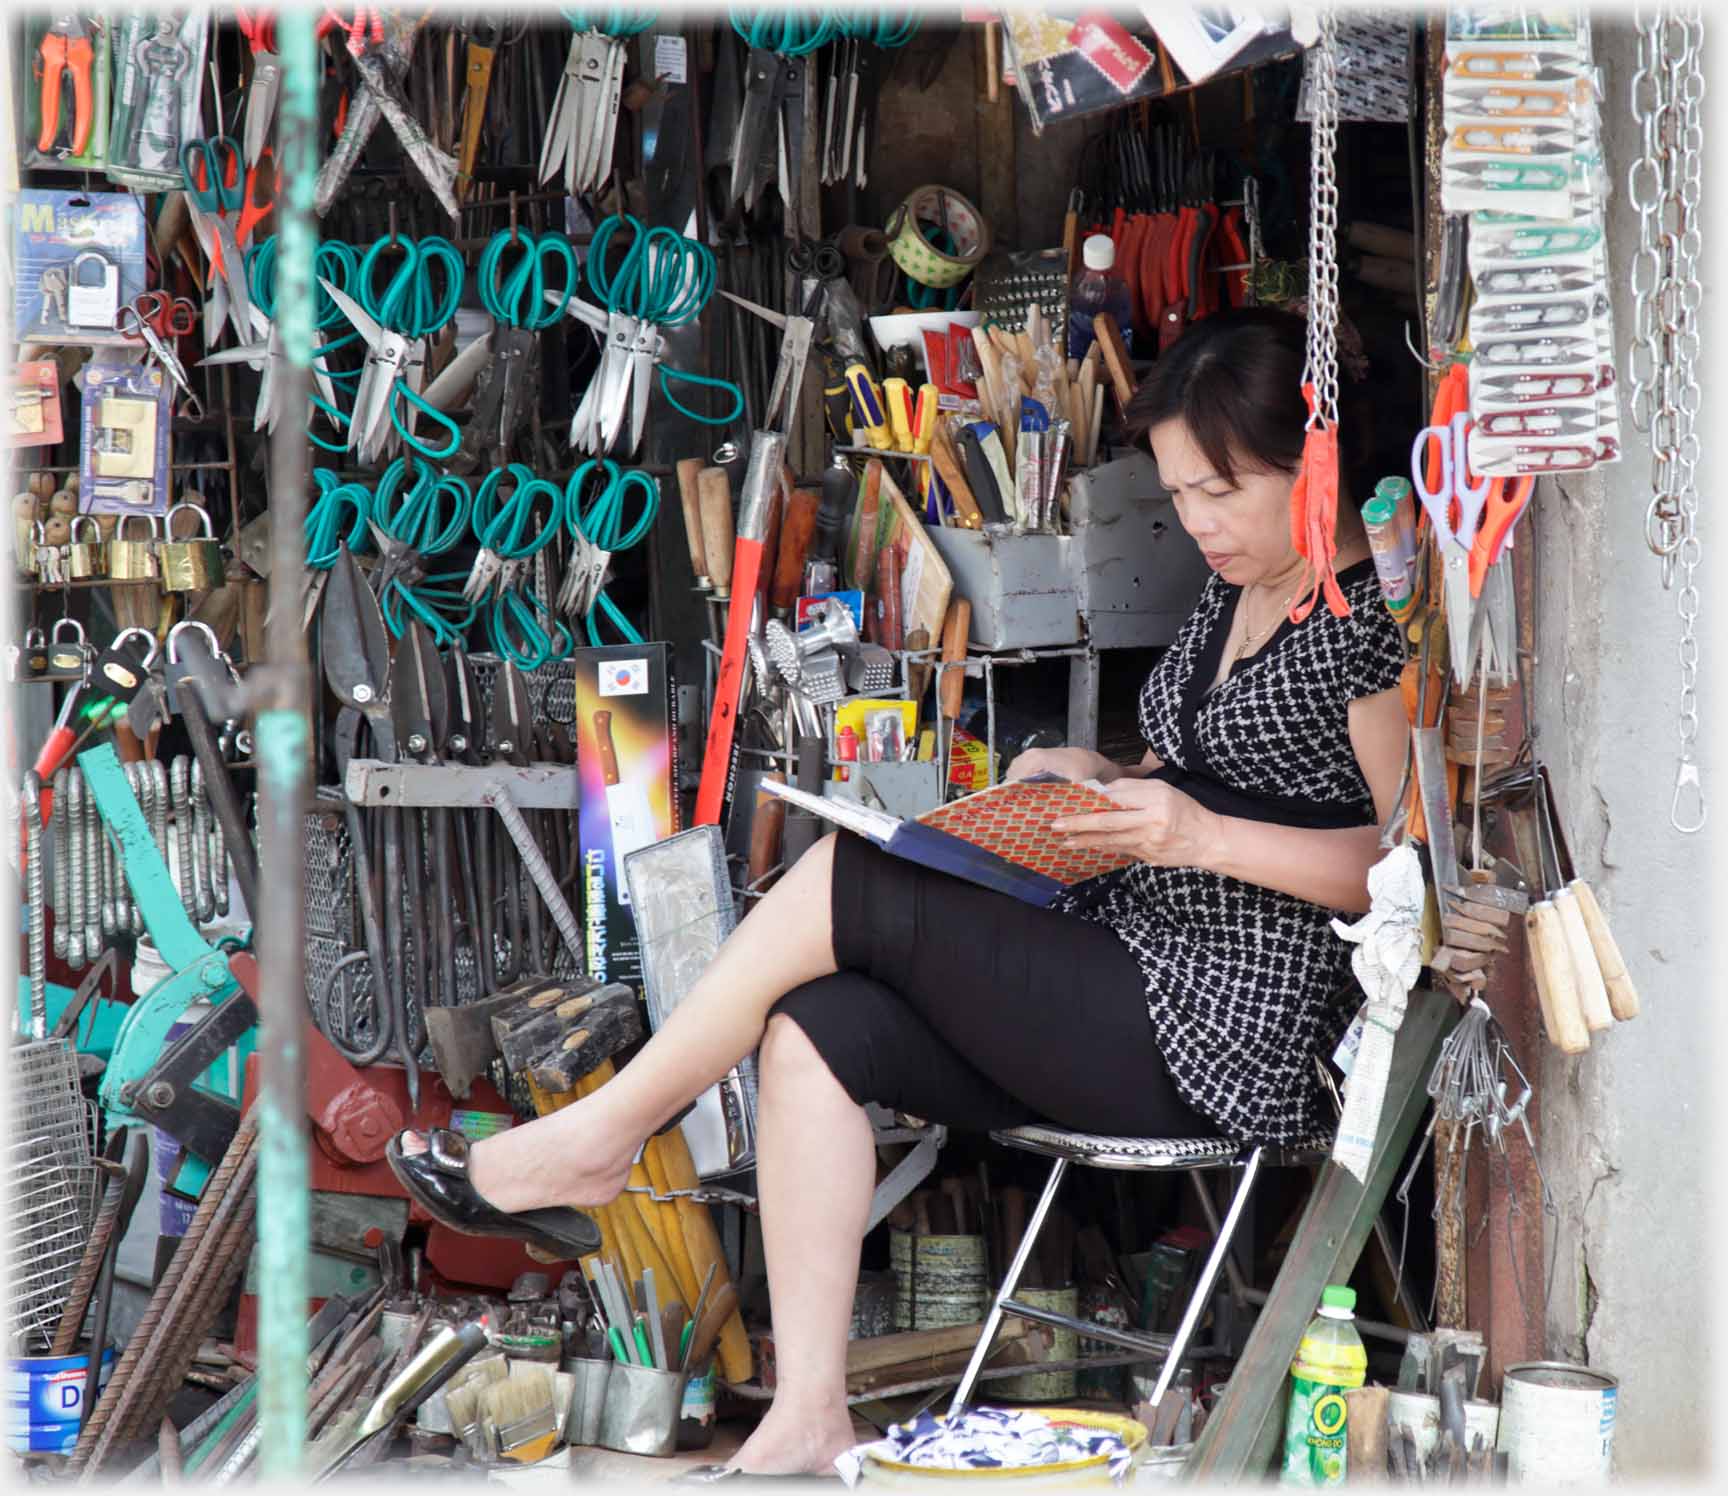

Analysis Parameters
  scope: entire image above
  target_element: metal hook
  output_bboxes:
[388,203,400,249]
[1403,321,1450,373]
[510,191,521,246]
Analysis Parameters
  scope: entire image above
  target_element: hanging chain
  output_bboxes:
[1302,1,1343,429]
[1628,4,1706,832]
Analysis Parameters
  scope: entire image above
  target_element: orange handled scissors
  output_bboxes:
[1469,474,1533,597]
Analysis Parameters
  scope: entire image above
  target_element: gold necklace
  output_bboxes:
[1227,585,1297,666]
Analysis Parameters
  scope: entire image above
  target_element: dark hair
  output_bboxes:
[1124,309,1334,487]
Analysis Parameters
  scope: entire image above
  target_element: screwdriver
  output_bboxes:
[846,363,892,450]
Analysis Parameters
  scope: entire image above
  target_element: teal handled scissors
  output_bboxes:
[547,214,742,457]
[180,134,260,343]
[368,457,477,644]
[454,228,578,470]
[301,469,374,628]
[462,463,566,605]
[203,236,360,442]
[558,457,657,645]
[486,582,575,671]
[324,233,465,465]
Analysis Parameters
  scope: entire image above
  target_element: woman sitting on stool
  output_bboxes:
[388,309,1409,1477]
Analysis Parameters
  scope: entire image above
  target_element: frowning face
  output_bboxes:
[1149,418,1302,590]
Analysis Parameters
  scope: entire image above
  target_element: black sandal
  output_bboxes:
[385,1127,602,1260]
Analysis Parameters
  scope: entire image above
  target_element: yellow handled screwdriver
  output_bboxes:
[846,363,893,450]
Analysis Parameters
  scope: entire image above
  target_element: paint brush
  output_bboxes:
[482,1366,558,1464]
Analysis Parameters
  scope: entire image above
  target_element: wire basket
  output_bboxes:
[8,1039,100,1352]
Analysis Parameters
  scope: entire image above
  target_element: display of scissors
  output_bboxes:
[462,463,565,604]
[115,292,204,420]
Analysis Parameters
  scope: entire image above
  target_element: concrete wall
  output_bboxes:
[1529,17,1714,1479]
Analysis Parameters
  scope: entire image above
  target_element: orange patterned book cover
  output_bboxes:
[916,778,1135,885]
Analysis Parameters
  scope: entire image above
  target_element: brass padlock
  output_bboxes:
[66,514,108,580]
[19,626,49,679]
[110,513,161,581]
[48,617,89,677]
[160,502,225,593]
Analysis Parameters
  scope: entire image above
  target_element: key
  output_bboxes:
[38,268,69,324]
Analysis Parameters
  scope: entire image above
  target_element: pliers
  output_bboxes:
[36,13,95,157]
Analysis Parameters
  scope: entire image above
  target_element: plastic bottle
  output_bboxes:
[1361,479,1417,622]
[1280,1285,1368,1487]
[1068,235,1134,361]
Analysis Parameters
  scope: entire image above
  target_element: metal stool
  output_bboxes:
[949,1124,1331,1415]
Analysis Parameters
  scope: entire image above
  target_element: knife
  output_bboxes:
[594,709,658,905]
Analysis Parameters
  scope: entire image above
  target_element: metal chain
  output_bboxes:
[1301,1,1343,428]
[1628,4,1706,832]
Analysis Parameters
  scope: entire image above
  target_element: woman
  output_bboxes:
[388,310,1409,1476]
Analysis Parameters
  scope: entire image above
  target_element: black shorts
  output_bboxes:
[768,834,1219,1138]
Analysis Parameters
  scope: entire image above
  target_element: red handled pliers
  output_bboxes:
[36,13,95,157]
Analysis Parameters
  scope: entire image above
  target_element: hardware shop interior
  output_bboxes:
[5,3,1709,1485]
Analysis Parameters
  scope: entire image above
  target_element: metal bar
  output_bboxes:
[1236,1287,1412,1347]
[253,8,318,1477]
[343,760,582,809]
[1000,1299,1173,1357]
[949,1155,1068,1415]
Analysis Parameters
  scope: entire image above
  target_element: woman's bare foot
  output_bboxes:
[730,1401,857,1476]
[397,1117,635,1216]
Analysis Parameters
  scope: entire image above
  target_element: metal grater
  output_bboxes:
[973,248,1071,336]
[844,643,897,695]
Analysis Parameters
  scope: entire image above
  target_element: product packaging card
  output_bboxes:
[14,189,148,345]
[572,645,680,993]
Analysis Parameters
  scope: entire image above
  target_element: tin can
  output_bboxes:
[1497,1361,1617,1483]
[6,1346,116,1453]
[889,1231,986,1331]
[994,1285,1078,1402]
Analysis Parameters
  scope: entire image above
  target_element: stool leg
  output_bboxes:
[1146,1147,1265,1408]
[947,1155,1069,1417]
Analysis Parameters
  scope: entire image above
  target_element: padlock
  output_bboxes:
[67,251,120,329]
[66,515,108,580]
[89,627,160,703]
[160,502,226,592]
[17,626,50,680]
[48,617,90,677]
[110,513,161,581]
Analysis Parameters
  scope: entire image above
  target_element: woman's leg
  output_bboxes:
[728,1015,873,1474]
[455,834,843,1212]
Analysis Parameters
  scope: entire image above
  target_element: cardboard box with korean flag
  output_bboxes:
[573,645,679,991]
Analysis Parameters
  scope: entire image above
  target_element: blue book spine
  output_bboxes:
[884,822,1065,907]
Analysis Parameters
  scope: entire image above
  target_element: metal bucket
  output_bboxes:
[852,1269,897,1340]
[993,1286,1079,1402]
[890,1231,987,1331]
[6,1346,115,1454]
[597,1361,685,1457]
[1497,1361,1617,1484]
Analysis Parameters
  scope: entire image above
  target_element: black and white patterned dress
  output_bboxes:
[1052,559,1408,1143]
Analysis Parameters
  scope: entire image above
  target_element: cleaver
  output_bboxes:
[595,709,657,905]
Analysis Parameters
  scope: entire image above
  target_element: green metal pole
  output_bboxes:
[255,8,318,1479]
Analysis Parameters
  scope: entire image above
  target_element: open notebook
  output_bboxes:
[760,775,1136,906]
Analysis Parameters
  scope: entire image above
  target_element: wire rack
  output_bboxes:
[9,1039,100,1352]
[303,652,583,1069]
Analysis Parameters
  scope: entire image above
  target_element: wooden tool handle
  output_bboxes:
[930,421,983,528]
[1092,313,1135,416]
[685,1282,739,1372]
[675,458,710,583]
[759,478,784,602]
[697,468,735,600]
[1570,879,1639,1021]
[1553,889,1614,1032]
[939,600,970,720]
[769,487,821,613]
[941,1177,970,1238]
[1526,902,1590,1055]
[875,544,903,652]
[854,466,882,594]
[747,773,787,887]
